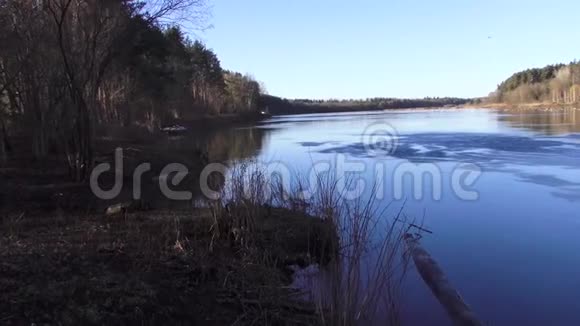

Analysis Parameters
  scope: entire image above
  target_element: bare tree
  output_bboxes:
[0,0,208,178]
[550,66,572,103]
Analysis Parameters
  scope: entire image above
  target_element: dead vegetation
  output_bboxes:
[0,160,412,325]
[0,162,338,325]
[0,204,336,325]
[218,163,413,325]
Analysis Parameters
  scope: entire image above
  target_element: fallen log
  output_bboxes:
[405,234,481,326]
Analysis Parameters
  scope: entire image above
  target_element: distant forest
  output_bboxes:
[261,95,469,115]
[490,61,580,104]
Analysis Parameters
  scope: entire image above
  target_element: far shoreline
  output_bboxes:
[460,102,580,111]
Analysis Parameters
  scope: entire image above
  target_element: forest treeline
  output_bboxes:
[0,0,263,180]
[261,95,469,114]
[490,61,580,104]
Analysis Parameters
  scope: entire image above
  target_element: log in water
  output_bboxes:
[405,234,482,326]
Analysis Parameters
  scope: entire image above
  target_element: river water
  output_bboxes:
[224,108,579,325]
[150,108,579,324]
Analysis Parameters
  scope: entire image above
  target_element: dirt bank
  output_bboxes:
[0,206,336,325]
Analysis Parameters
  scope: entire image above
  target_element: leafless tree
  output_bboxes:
[0,0,209,180]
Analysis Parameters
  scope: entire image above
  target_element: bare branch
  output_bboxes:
[140,0,210,28]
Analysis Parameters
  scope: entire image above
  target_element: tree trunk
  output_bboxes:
[0,124,5,164]
[0,117,12,164]
[63,90,94,182]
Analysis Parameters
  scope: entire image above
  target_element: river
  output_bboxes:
[138,108,580,324]
[215,108,579,325]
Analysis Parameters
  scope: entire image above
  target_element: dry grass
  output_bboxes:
[1,212,25,239]
[208,162,413,325]
[0,206,329,325]
[0,158,415,325]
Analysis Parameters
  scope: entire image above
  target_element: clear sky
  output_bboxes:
[196,0,580,100]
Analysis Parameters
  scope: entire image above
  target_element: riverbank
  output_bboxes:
[0,113,270,214]
[0,123,341,324]
[0,109,420,324]
[0,205,337,325]
[462,102,580,111]
[174,112,270,128]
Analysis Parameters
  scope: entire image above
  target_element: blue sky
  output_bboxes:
[196,0,580,100]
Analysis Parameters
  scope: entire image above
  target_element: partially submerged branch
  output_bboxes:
[405,234,481,326]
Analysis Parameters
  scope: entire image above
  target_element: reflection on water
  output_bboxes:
[141,109,579,324]
[318,133,579,162]
[314,132,580,202]
[499,108,580,135]
[111,122,270,210]
[169,123,269,163]
[240,108,580,326]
